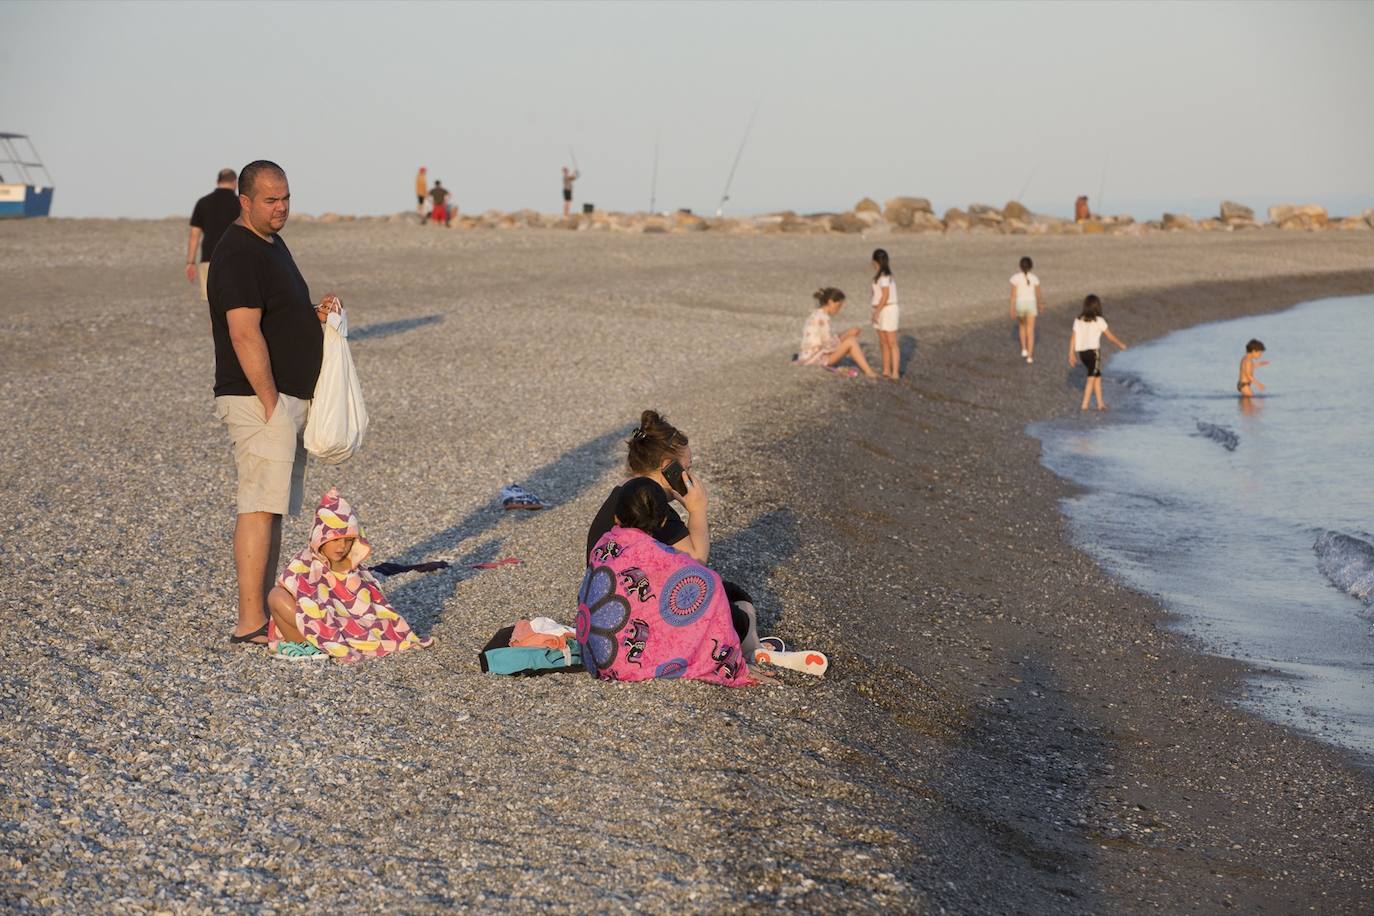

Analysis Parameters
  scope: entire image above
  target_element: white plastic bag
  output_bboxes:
[304,309,369,464]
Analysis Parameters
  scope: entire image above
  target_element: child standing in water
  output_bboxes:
[797,287,878,377]
[1009,256,1042,363]
[1237,339,1269,396]
[1068,294,1127,411]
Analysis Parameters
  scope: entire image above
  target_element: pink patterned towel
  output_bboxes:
[273,489,433,663]
[577,526,750,686]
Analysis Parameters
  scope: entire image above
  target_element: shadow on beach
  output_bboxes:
[351,314,444,342]
[385,424,633,629]
[710,506,801,635]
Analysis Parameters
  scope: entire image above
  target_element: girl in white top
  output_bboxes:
[870,248,900,379]
[1008,255,1043,363]
[1068,294,1127,411]
[797,287,877,377]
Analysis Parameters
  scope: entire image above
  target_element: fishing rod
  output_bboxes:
[1097,155,1108,218]
[1016,165,1037,203]
[568,145,580,174]
[649,130,660,214]
[715,105,759,217]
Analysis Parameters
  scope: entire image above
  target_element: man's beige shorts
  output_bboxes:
[198,262,210,301]
[214,393,311,516]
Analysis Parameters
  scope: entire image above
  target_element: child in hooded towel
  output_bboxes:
[267,488,436,662]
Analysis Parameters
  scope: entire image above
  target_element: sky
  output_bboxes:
[2,0,1372,220]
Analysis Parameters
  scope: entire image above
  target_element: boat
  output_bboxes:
[0,133,55,218]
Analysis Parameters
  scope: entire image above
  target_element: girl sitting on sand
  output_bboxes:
[797,287,877,378]
[870,248,900,379]
[267,488,436,662]
[1009,255,1042,363]
[1068,294,1127,411]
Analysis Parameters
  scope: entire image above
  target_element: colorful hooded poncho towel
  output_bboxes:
[273,489,433,663]
[577,526,750,686]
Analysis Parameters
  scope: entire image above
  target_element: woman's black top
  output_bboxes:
[585,484,689,562]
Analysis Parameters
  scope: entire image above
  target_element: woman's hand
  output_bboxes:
[1068,352,1077,368]
[677,469,708,516]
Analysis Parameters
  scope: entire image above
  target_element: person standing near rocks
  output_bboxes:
[415,166,427,214]
[429,180,451,226]
[186,168,239,301]
[209,160,340,647]
[1075,195,1091,222]
[562,165,579,217]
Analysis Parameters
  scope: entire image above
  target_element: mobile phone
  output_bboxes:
[662,460,687,495]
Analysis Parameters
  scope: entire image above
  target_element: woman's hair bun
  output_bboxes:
[627,409,689,473]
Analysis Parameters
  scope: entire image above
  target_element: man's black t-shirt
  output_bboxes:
[190,188,242,262]
[585,483,690,563]
[207,225,322,399]
[431,186,449,206]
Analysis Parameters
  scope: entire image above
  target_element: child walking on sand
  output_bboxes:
[1068,294,1127,411]
[267,488,436,662]
[1237,339,1269,396]
[1009,256,1042,363]
[797,287,878,378]
[870,249,900,379]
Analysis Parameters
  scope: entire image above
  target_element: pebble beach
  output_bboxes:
[3,217,1374,912]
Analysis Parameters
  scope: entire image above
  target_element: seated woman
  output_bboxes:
[579,478,750,686]
[267,488,435,662]
[797,287,877,378]
[586,410,760,656]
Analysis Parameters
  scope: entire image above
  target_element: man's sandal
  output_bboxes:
[228,622,269,647]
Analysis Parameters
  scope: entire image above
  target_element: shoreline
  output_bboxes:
[755,268,1374,909]
[3,223,1373,911]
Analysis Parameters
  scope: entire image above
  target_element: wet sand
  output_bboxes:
[2,218,1372,911]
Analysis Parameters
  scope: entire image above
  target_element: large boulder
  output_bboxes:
[967,203,1003,227]
[942,208,971,230]
[882,196,934,227]
[829,212,868,234]
[893,210,944,233]
[673,211,708,232]
[1332,216,1370,231]
[1002,201,1032,223]
[1268,203,1328,229]
[855,197,881,214]
[1220,200,1254,222]
[1162,212,1198,231]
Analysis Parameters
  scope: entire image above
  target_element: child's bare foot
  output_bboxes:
[1097,404,1109,411]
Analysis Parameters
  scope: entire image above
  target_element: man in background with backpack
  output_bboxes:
[208,159,340,648]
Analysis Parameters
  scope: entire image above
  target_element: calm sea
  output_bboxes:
[1032,295,1374,759]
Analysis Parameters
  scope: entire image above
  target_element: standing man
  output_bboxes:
[415,166,428,214]
[429,180,451,226]
[186,168,239,300]
[562,165,580,217]
[209,160,339,647]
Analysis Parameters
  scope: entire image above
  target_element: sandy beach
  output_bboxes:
[2,218,1373,912]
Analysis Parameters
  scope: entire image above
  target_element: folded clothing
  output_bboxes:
[479,624,583,676]
[511,617,575,651]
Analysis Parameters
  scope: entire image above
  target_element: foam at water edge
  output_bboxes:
[1314,531,1374,618]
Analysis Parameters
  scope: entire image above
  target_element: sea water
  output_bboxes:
[1032,295,1374,759]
